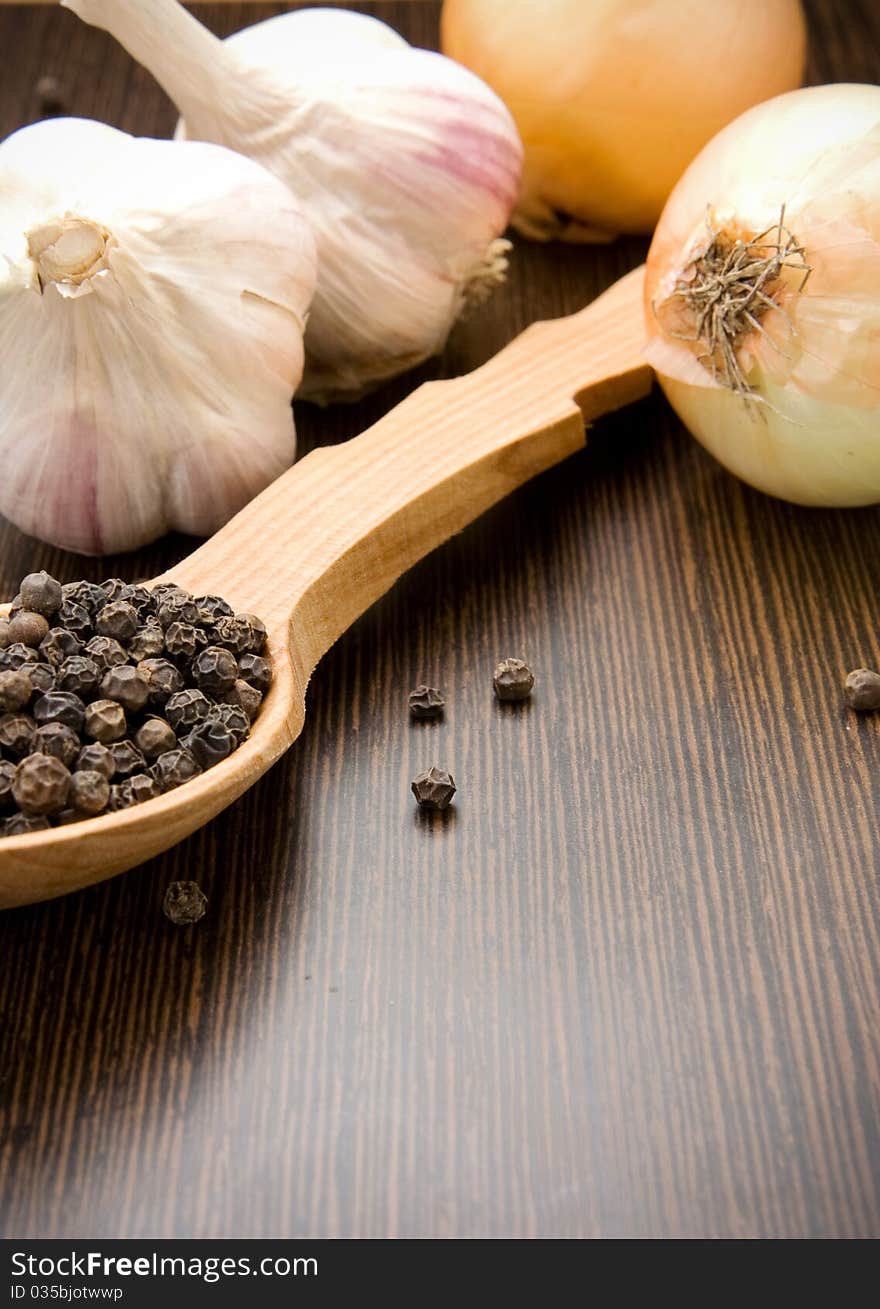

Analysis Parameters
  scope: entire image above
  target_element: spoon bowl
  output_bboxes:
[0,267,650,908]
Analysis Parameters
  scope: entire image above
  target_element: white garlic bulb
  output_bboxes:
[0,117,317,555]
[63,0,524,403]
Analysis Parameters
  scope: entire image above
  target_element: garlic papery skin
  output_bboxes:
[0,117,317,555]
[63,0,524,403]
[644,84,880,508]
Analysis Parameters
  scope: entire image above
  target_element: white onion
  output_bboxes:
[644,83,880,507]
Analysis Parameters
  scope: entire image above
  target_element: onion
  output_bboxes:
[644,83,880,507]
[441,0,806,242]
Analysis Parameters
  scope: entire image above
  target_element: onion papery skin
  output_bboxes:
[441,0,806,242]
[644,83,880,508]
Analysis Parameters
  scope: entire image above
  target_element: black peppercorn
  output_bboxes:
[83,699,127,744]
[62,580,107,616]
[237,653,273,694]
[180,719,236,770]
[3,813,50,835]
[19,571,62,618]
[100,665,149,714]
[196,595,234,622]
[84,635,128,671]
[35,723,80,768]
[136,657,183,706]
[68,769,110,817]
[39,628,82,667]
[157,595,201,629]
[109,740,147,779]
[12,753,70,816]
[0,669,33,713]
[55,599,92,640]
[27,662,56,696]
[493,658,535,702]
[165,688,211,732]
[212,615,257,656]
[191,645,238,696]
[0,760,15,812]
[408,685,444,719]
[56,655,101,699]
[116,584,154,618]
[152,748,202,791]
[150,583,189,608]
[6,611,50,649]
[0,643,39,671]
[34,690,85,733]
[844,668,880,712]
[96,600,138,642]
[0,713,37,759]
[123,772,162,805]
[100,578,128,603]
[164,621,205,661]
[411,766,456,811]
[76,742,115,779]
[0,618,9,650]
[127,622,165,662]
[107,783,136,811]
[134,717,177,760]
[163,880,208,925]
[224,679,262,722]
[209,703,250,746]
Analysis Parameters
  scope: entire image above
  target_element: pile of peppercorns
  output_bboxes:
[0,571,271,835]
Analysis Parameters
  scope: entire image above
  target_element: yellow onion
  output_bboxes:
[644,83,880,507]
[441,0,806,242]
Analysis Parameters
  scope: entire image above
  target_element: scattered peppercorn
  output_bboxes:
[0,669,32,713]
[844,667,880,712]
[408,685,445,719]
[493,658,535,702]
[0,572,271,835]
[163,880,208,925]
[411,766,456,811]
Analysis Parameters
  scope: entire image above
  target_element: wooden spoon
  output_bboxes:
[0,266,650,908]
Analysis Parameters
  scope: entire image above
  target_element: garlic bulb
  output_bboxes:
[0,117,316,555]
[63,0,524,403]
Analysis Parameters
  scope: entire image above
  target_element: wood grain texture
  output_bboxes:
[0,0,879,1239]
[0,270,649,906]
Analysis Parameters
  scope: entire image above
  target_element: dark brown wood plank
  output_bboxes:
[0,1,879,1239]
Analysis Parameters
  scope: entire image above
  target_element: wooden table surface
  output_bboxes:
[1,1,879,1240]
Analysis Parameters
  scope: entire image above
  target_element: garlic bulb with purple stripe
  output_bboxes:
[63,1,524,403]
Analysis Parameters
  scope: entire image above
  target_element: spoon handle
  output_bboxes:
[172,266,651,664]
